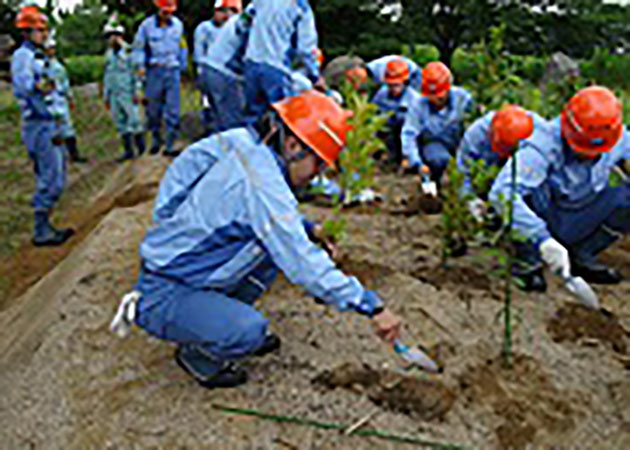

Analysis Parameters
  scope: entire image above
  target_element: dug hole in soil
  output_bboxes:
[0,166,629,449]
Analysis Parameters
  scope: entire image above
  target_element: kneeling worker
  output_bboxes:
[490,87,629,291]
[115,91,402,388]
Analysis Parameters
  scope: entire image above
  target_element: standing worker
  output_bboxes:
[194,0,241,134]
[133,0,187,157]
[367,55,422,91]
[401,62,473,186]
[490,87,629,291]
[372,58,422,167]
[199,1,252,132]
[103,16,146,162]
[43,34,87,164]
[243,0,324,121]
[11,6,74,246]
[111,92,403,388]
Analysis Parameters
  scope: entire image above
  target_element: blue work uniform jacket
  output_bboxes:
[133,15,187,71]
[371,85,421,126]
[193,20,221,67]
[204,8,255,79]
[244,0,319,82]
[140,127,382,313]
[11,41,54,121]
[401,86,473,168]
[489,117,630,244]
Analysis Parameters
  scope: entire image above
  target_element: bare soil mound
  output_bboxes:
[548,304,629,354]
[313,362,456,421]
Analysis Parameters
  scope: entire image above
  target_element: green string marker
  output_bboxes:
[212,404,466,449]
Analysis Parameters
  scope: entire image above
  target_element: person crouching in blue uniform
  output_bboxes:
[401,61,473,185]
[366,55,423,91]
[116,92,403,388]
[371,57,422,168]
[490,87,630,292]
[11,6,74,247]
[457,105,546,224]
[133,0,187,157]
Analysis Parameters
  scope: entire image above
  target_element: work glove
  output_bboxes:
[468,197,486,222]
[539,238,571,278]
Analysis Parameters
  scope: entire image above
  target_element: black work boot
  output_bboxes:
[515,268,547,293]
[32,211,74,247]
[135,133,146,155]
[253,332,281,357]
[175,347,248,389]
[117,133,134,162]
[571,260,622,284]
[65,136,87,164]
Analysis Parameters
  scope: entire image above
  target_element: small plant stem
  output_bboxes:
[503,155,517,369]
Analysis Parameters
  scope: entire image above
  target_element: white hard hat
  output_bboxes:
[103,23,124,35]
[103,13,124,36]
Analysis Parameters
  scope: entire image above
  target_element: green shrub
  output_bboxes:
[402,44,440,67]
[64,55,105,86]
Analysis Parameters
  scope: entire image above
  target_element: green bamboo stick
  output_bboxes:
[212,404,466,449]
[503,154,517,369]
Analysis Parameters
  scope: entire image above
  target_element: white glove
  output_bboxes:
[539,238,571,278]
[110,291,140,338]
[467,197,486,222]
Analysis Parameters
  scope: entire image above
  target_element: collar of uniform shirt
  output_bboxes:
[154,15,174,28]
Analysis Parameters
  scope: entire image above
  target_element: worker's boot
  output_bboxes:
[175,346,248,389]
[570,224,623,284]
[65,136,87,164]
[117,133,134,162]
[134,132,146,156]
[32,210,74,247]
[163,130,180,158]
[571,261,622,284]
[253,332,281,357]
[149,131,162,155]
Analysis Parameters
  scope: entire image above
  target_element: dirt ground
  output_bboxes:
[0,160,629,449]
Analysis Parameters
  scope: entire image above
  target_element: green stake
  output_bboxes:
[212,404,466,449]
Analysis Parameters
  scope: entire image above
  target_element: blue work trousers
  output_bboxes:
[22,120,67,212]
[244,61,293,123]
[518,183,630,271]
[135,258,278,377]
[199,66,246,132]
[421,141,452,181]
[146,67,181,136]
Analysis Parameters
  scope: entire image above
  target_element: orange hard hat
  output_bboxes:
[315,48,324,68]
[272,90,354,167]
[561,86,623,157]
[345,67,368,90]
[422,61,452,98]
[15,6,47,30]
[384,58,410,85]
[491,105,534,157]
[215,0,242,12]
[155,0,177,13]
